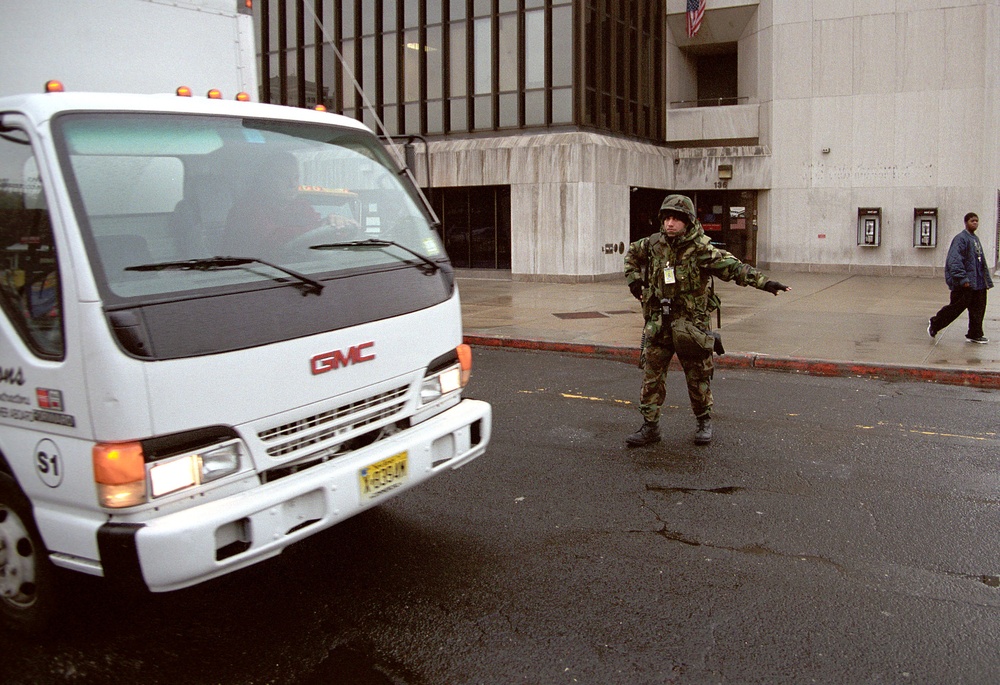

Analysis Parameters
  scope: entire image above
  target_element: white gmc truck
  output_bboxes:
[0,0,490,632]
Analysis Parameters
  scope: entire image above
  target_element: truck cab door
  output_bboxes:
[0,115,92,513]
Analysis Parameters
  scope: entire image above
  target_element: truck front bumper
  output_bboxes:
[97,399,490,593]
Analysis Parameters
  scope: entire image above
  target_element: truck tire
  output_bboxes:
[0,471,58,633]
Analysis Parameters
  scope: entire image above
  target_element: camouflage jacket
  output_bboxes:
[624,221,769,332]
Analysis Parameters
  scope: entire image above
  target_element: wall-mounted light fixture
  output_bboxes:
[718,164,733,180]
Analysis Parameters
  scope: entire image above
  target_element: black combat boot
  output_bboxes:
[626,421,661,447]
[694,415,712,445]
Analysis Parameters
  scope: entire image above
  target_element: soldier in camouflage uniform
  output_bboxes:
[624,194,789,446]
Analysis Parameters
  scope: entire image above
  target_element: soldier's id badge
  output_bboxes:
[663,266,676,284]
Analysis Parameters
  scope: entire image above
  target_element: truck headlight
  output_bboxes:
[95,439,244,508]
[420,366,462,405]
[199,442,242,482]
[149,442,242,498]
[418,344,473,408]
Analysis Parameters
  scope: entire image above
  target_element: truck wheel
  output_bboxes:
[0,472,57,633]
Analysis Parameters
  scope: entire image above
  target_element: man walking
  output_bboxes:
[624,194,789,447]
[929,212,993,344]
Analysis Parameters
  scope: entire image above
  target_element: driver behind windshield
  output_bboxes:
[221,152,357,257]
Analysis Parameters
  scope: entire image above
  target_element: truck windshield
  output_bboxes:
[48,112,454,359]
[52,113,446,302]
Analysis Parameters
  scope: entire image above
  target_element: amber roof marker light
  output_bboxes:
[207,89,223,99]
[44,80,65,93]
[176,86,192,97]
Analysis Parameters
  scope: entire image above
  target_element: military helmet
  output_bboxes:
[658,194,696,227]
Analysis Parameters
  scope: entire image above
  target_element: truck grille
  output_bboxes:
[258,384,408,458]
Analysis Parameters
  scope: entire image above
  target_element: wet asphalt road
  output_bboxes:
[2,347,1000,684]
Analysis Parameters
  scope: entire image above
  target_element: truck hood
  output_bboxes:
[140,294,462,438]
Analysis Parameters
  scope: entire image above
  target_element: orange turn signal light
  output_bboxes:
[93,442,145,485]
[457,343,472,386]
[457,344,472,371]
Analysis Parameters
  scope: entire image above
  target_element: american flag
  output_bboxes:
[687,0,705,38]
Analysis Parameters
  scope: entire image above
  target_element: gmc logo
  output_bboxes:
[311,342,375,375]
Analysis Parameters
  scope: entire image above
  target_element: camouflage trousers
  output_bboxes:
[638,336,714,423]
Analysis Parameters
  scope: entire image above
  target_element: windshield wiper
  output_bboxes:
[124,256,324,295]
[309,238,440,275]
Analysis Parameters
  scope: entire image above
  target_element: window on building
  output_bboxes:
[696,47,738,107]
[580,0,664,139]
[472,14,493,130]
[551,3,574,124]
[449,9,468,131]
[256,0,664,142]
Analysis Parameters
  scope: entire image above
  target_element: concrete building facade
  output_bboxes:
[257,0,1000,281]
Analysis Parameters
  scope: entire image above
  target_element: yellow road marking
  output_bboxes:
[855,423,991,442]
[561,392,632,405]
[519,391,994,442]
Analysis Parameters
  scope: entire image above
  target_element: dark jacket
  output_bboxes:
[945,229,994,291]
[624,221,768,332]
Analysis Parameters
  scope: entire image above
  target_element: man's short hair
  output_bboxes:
[964,212,978,223]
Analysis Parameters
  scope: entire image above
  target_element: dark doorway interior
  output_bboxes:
[695,190,757,265]
[629,188,666,243]
[428,186,512,269]
[629,188,757,264]
[696,48,738,106]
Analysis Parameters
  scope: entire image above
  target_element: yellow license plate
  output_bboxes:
[359,451,408,501]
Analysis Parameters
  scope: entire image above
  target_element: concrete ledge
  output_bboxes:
[465,335,1000,390]
[511,272,624,283]
[757,262,943,278]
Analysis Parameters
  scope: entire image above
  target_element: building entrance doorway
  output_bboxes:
[694,190,758,265]
[629,188,758,265]
[428,186,511,269]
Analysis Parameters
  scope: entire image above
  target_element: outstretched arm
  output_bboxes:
[762,280,791,295]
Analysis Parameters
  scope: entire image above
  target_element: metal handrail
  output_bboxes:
[669,96,750,109]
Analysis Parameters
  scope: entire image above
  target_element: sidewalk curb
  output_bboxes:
[464,335,1000,390]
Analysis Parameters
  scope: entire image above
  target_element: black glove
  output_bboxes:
[763,280,789,295]
[713,332,725,355]
[629,281,643,300]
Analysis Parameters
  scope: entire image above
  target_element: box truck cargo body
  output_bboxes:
[1,0,258,99]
